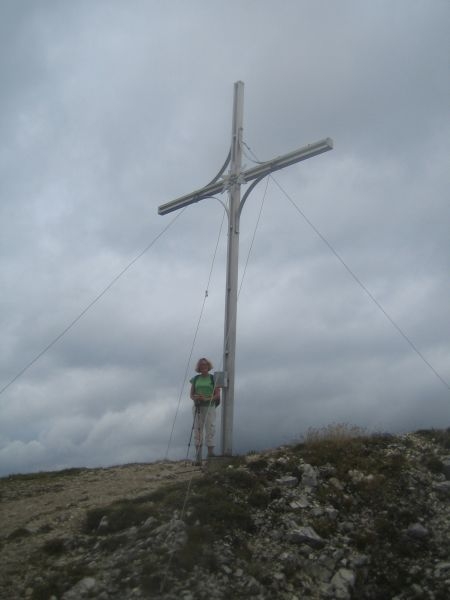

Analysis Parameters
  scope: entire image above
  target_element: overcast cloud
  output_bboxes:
[1,0,449,476]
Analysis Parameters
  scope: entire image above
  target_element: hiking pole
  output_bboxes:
[186,403,200,464]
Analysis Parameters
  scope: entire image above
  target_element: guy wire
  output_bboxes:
[243,140,450,392]
[163,206,227,460]
[160,207,227,594]
[238,176,269,298]
[0,209,186,399]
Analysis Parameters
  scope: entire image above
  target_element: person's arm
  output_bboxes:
[213,386,220,401]
[190,383,204,402]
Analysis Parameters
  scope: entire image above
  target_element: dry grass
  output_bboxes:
[302,423,367,446]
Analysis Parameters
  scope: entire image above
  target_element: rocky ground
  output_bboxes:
[1,428,450,600]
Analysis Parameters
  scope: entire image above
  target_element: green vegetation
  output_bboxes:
[85,469,259,540]
[8,527,32,541]
[29,561,90,600]
[41,537,66,556]
[85,497,160,533]
[295,423,397,479]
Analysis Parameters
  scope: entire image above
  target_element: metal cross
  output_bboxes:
[158,81,333,456]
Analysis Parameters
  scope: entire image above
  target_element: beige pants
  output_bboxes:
[193,404,216,446]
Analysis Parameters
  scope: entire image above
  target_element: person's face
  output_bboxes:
[199,360,209,374]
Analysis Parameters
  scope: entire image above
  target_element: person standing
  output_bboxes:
[190,357,220,465]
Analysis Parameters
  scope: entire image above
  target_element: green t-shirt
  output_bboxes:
[190,374,215,401]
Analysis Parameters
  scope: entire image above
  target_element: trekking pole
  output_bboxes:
[186,404,200,464]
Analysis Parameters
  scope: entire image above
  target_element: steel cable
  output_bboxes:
[0,210,186,398]
[243,140,450,392]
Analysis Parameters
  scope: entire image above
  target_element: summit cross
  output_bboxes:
[158,81,333,456]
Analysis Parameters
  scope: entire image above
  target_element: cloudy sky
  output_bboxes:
[1,0,449,476]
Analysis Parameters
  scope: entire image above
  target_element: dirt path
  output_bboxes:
[1,461,200,538]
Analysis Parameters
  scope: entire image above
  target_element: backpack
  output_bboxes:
[192,374,220,407]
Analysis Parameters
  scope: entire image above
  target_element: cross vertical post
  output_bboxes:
[221,81,244,455]
[158,81,333,458]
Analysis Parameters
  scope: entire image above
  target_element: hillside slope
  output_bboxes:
[1,428,450,599]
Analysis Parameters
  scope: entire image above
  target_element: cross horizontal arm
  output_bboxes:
[157,137,333,216]
[158,179,225,215]
[241,137,333,184]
